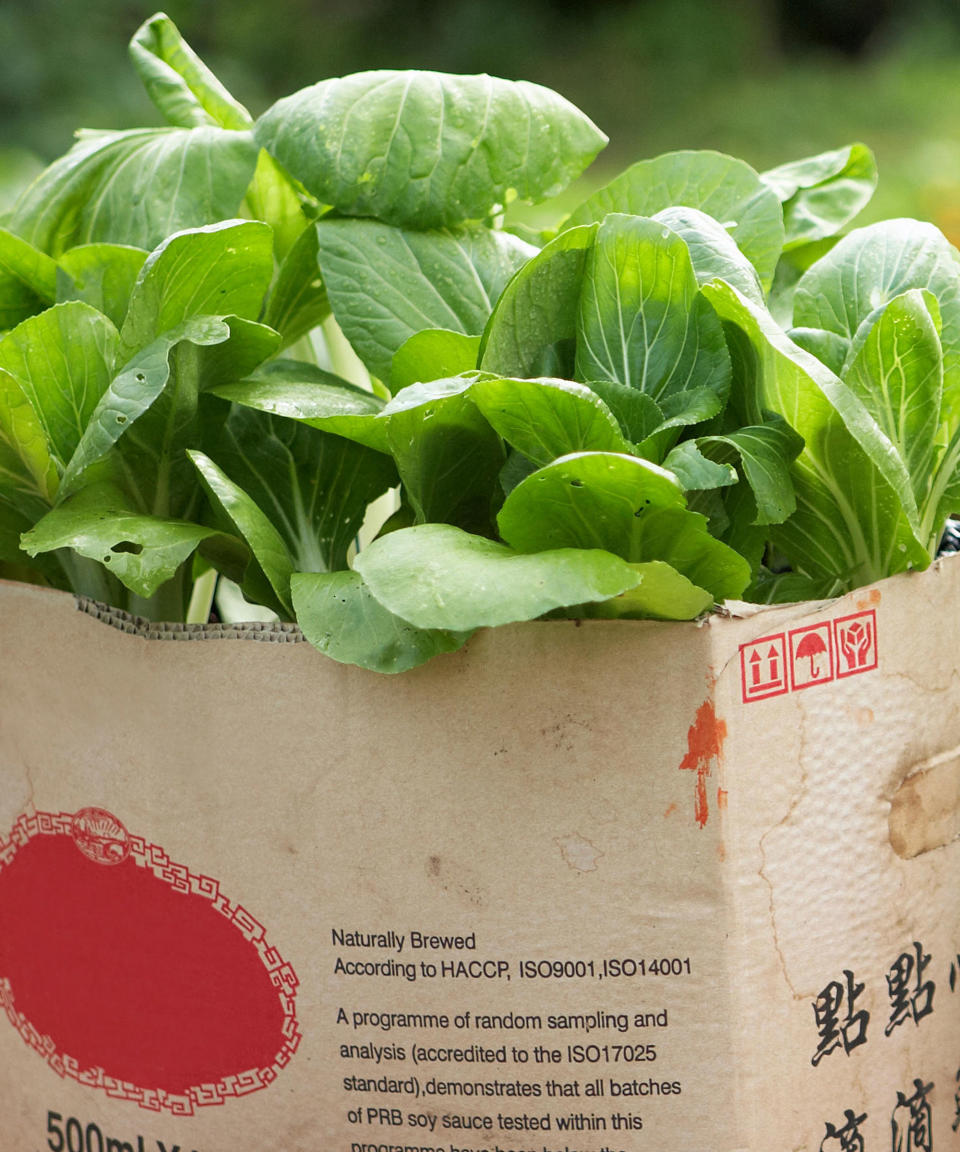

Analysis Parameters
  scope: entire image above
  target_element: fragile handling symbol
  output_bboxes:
[835,611,878,676]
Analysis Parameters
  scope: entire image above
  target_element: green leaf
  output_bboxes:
[261,222,330,351]
[120,219,274,358]
[9,127,259,255]
[379,376,505,533]
[583,379,664,444]
[795,220,960,466]
[498,451,685,555]
[633,386,726,462]
[657,387,726,430]
[21,481,222,598]
[0,367,59,508]
[762,143,877,250]
[793,220,960,398]
[471,376,630,465]
[711,281,919,518]
[619,507,752,601]
[564,150,785,291]
[58,315,233,501]
[787,326,849,376]
[497,450,749,600]
[584,561,713,620]
[243,149,313,262]
[704,280,927,586]
[56,244,148,329]
[254,70,607,229]
[662,440,738,492]
[692,418,803,525]
[58,309,277,521]
[498,449,540,497]
[211,360,388,449]
[292,569,470,673]
[750,566,840,604]
[315,218,534,387]
[0,301,119,473]
[202,400,397,574]
[129,12,254,130]
[0,498,41,565]
[194,317,281,391]
[392,329,480,389]
[926,467,960,550]
[843,289,943,511]
[0,228,58,329]
[653,206,764,305]
[767,237,839,328]
[479,224,597,378]
[702,473,768,575]
[575,214,731,403]
[188,449,294,615]
[354,522,641,631]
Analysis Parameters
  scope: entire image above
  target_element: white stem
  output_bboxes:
[185,568,218,624]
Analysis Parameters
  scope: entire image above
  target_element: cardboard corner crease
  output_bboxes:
[0,562,957,1151]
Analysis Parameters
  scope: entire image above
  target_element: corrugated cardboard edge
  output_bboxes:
[75,596,306,642]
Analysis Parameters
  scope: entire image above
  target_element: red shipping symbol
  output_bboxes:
[789,623,835,691]
[740,632,788,702]
[834,610,878,678]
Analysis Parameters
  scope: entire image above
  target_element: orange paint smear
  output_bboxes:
[679,700,727,828]
[663,803,678,818]
[717,788,729,810]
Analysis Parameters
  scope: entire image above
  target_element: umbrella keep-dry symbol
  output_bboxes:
[795,631,827,678]
[788,623,835,690]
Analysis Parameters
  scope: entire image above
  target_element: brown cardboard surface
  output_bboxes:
[0,568,957,1152]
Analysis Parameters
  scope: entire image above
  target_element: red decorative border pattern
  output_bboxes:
[0,810,301,1115]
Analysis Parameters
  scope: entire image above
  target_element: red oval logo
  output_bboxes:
[71,807,131,865]
[0,810,300,1114]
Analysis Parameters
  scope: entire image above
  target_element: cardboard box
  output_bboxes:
[0,564,957,1151]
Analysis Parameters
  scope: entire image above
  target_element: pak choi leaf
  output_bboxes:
[255,70,607,229]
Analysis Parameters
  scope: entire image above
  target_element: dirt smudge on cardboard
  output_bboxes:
[856,587,882,610]
[555,833,603,873]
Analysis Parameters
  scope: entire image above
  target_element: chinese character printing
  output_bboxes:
[820,1108,867,1152]
[891,1079,933,1152]
[885,942,935,1036]
[812,969,870,1066]
[953,1065,960,1134]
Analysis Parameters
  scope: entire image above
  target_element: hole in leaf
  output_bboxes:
[102,555,111,563]
[111,541,143,555]
[135,373,146,382]
[570,479,584,488]
[116,415,127,424]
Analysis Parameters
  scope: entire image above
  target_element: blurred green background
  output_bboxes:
[4,0,960,237]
